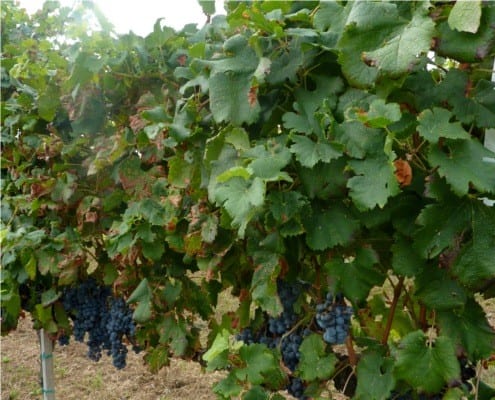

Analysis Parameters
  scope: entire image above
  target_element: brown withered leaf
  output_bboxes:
[394,158,413,187]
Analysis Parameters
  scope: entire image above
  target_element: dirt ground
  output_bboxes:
[2,300,494,400]
[1,315,225,400]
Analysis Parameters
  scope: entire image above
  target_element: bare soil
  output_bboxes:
[1,315,224,400]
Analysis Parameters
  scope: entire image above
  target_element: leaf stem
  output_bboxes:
[381,276,404,346]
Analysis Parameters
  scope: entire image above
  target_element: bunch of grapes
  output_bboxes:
[316,293,353,345]
[237,280,309,399]
[59,278,136,369]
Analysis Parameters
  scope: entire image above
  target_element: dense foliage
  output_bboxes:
[2,1,495,399]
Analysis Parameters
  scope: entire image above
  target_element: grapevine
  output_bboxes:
[1,1,495,399]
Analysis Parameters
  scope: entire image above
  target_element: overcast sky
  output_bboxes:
[17,0,224,35]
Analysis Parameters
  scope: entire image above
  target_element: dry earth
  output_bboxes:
[1,315,225,400]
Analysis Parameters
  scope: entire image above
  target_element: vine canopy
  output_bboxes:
[1,1,495,399]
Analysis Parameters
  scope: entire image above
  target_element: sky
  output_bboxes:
[17,0,225,35]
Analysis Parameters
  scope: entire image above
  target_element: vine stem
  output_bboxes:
[381,276,404,346]
[345,335,358,366]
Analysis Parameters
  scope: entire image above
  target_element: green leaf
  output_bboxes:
[242,386,269,400]
[213,177,265,237]
[413,199,470,259]
[203,329,231,371]
[198,0,215,16]
[236,344,281,386]
[391,236,426,277]
[393,331,460,394]
[451,204,495,287]
[159,316,188,356]
[355,352,395,400]
[246,138,292,181]
[250,251,282,316]
[303,203,360,251]
[436,7,495,63]
[139,198,169,226]
[347,156,400,211]
[41,288,60,307]
[363,9,435,75]
[127,278,152,323]
[415,268,467,311]
[334,121,384,159]
[298,158,348,199]
[297,334,337,381]
[356,99,401,129]
[283,76,344,135]
[209,71,260,125]
[324,246,384,304]
[290,135,342,168]
[436,71,495,127]
[437,298,495,360]
[213,373,242,398]
[417,108,470,143]
[428,139,495,196]
[38,87,60,122]
[216,166,252,183]
[448,0,482,33]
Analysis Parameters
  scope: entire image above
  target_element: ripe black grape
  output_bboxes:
[60,278,136,369]
[316,292,352,345]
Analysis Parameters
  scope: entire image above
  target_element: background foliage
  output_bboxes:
[2,1,495,399]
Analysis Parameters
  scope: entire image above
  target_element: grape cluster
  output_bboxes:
[316,293,353,345]
[60,278,136,369]
[237,280,309,399]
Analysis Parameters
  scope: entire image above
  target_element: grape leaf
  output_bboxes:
[168,154,194,188]
[428,139,495,196]
[413,199,470,259]
[324,246,384,304]
[38,87,60,122]
[267,191,307,223]
[337,1,398,87]
[127,278,152,323]
[415,268,468,311]
[448,0,482,34]
[290,134,342,168]
[303,203,359,251]
[198,0,215,16]
[391,236,426,277]
[203,329,231,371]
[334,121,384,159]
[355,352,395,400]
[236,344,281,385]
[363,9,435,75]
[247,139,292,181]
[209,71,260,125]
[213,373,242,399]
[251,251,282,316]
[213,177,265,237]
[283,76,344,135]
[393,331,460,394]
[297,334,337,381]
[160,316,189,356]
[417,108,470,143]
[437,298,495,360]
[298,157,348,199]
[451,204,495,288]
[436,70,495,128]
[243,386,270,400]
[356,99,402,129]
[347,156,400,211]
